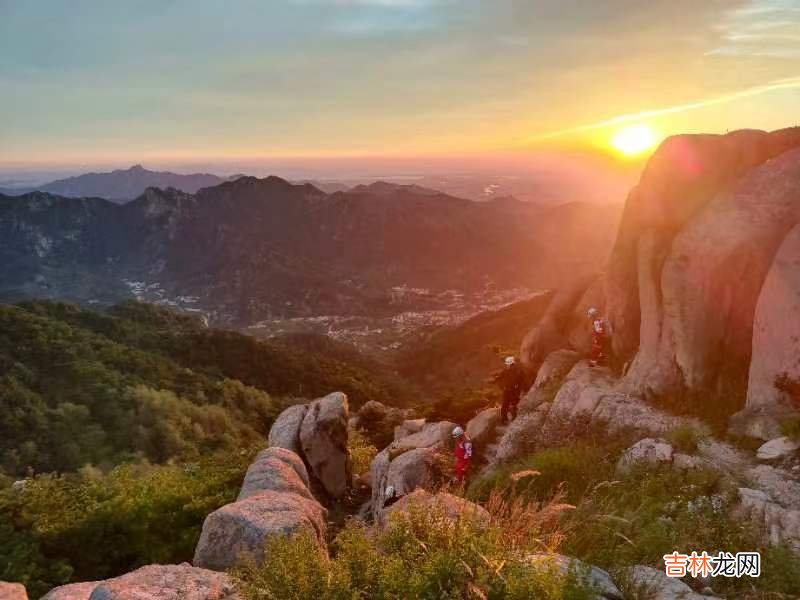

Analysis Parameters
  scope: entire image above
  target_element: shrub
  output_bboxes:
[348,429,378,476]
[665,426,702,454]
[236,491,593,600]
[779,415,800,441]
[0,449,253,597]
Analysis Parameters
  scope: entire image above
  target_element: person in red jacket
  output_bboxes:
[452,426,473,484]
[588,307,608,367]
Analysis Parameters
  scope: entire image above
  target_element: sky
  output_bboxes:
[1,0,799,172]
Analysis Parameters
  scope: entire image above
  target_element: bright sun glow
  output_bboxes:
[611,124,659,156]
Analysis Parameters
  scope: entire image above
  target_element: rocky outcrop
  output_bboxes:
[605,128,800,369]
[525,554,622,599]
[740,222,800,428]
[40,582,98,600]
[237,447,312,501]
[88,564,240,600]
[0,583,27,600]
[624,565,718,600]
[379,489,490,529]
[624,144,800,406]
[267,404,307,454]
[299,392,352,499]
[193,490,327,571]
[195,437,329,570]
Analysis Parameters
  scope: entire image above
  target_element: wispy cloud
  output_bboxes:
[529,76,800,142]
[709,0,800,58]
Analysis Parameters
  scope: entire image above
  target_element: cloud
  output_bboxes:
[710,0,800,58]
[529,76,800,142]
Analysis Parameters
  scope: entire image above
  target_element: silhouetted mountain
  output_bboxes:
[0,164,227,202]
[0,176,621,326]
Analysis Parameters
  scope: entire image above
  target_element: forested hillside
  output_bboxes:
[0,300,412,476]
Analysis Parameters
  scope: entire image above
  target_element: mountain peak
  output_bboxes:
[129,164,146,172]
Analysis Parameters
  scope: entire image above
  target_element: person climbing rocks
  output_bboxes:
[495,355,526,424]
[587,307,609,367]
[452,426,473,484]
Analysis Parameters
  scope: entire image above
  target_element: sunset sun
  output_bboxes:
[611,124,659,157]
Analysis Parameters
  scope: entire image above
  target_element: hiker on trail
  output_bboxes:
[587,307,609,367]
[452,426,473,484]
[495,356,526,424]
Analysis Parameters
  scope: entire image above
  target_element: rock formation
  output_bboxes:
[370,420,456,518]
[0,583,27,600]
[41,565,239,600]
[299,392,352,499]
[193,490,327,571]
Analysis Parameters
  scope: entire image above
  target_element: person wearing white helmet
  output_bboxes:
[495,355,525,424]
[452,426,473,483]
[383,485,400,508]
[587,307,608,367]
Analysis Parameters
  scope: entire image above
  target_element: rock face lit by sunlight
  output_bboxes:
[611,124,659,157]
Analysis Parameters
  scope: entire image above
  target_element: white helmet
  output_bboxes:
[452,426,465,438]
[385,485,396,499]
[587,307,599,318]
[504,356,515,366]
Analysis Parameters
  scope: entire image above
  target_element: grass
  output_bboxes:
[779,416,800,441]
[665,425,703,454]
[467,442,800,599]
[348,429,378,477]
[235,490,596,600]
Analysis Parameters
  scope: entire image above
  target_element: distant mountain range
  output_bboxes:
[0,176,621,326]
[0,164,235,202]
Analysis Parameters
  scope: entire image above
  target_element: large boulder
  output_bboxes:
[466,407,501,450]
[379,489,490,529]
[193,491,327,570]
[41,582,98,600]
[390,420,457,452]
[383,447,442,497]
[370,420,457,517]
[605,128,800,369]
[525,554,622,599]
[745,223,800,415]
[615,438,674,475]
[88,564,240,600]
[237,447,312,501]
[299,392,352,499]
[624,565,718,600]
[756,437,800,461]
[548,361,616,419]
[0,583,27,600]
[267,404,308,454]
